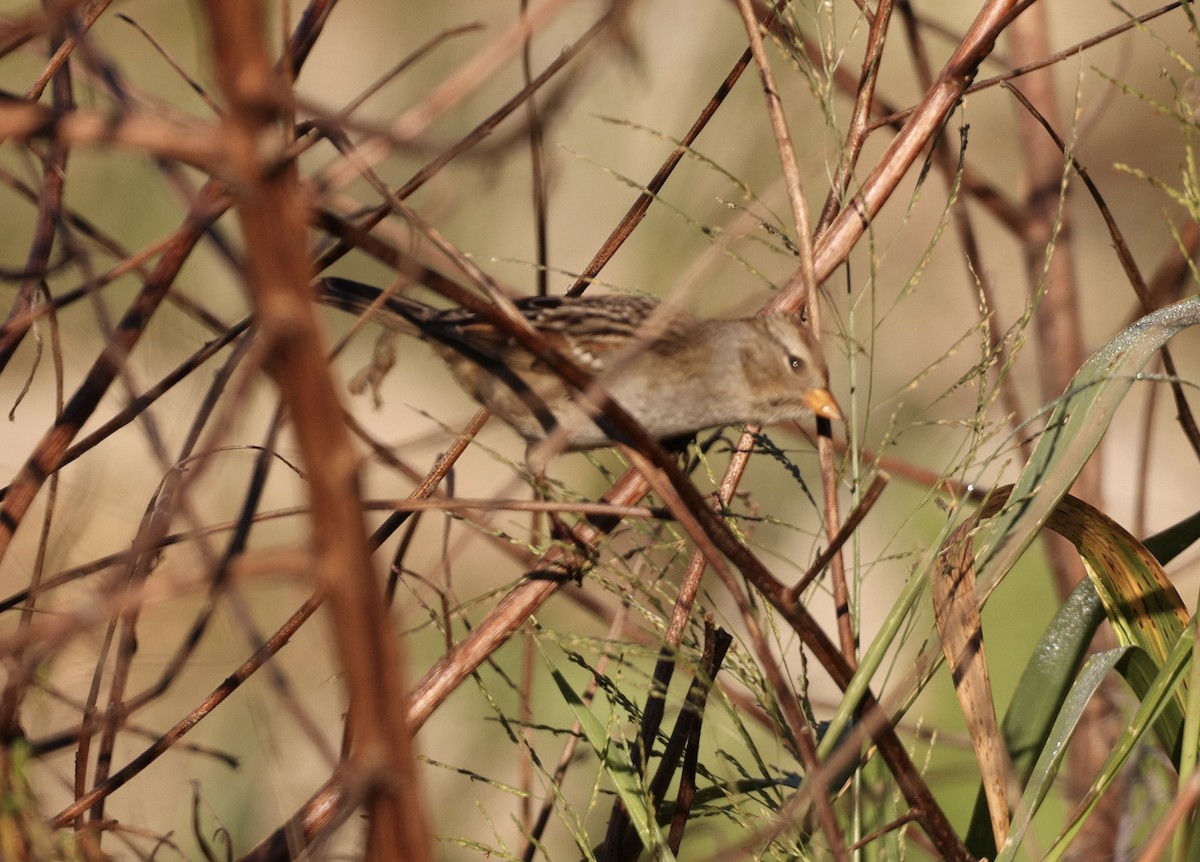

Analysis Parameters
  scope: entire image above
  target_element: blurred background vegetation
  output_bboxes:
[1,1,1198,860]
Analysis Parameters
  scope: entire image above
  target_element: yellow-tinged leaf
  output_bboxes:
[979,485,1189,752]
[982,486,1188,665]
[932,520,1010,848]
[1045,494,1188,659]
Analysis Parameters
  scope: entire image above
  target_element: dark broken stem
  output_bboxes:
[600,650,674,860]
[604,622,732,861]
[663,623,731,855]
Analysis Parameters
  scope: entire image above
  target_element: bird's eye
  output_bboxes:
[788,354,805,371]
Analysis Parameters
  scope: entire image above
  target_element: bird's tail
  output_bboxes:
[315,276,435,334]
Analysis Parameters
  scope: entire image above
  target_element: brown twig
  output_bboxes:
[202,3,430,859]
[567,0,791,295]
[787,471,889,602]
[0,13,75,741]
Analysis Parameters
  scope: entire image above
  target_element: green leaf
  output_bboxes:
[542,648,678,862]
[1040,629,1195,862]
[1143,507,1200,566]
[965,578,1105,860]
[975,296,1200,597]
[994,648,1131,862]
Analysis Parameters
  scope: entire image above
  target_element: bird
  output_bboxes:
[318,276,840,463]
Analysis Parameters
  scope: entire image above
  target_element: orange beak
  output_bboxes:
[803,387,842,421]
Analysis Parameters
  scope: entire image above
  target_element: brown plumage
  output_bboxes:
[320,277,839,459]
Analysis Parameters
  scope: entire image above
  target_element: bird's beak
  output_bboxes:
[803,388,842,421]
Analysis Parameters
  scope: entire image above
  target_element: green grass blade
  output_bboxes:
[994,647,1131,862]
[1143,507,1200,566]
[974,296,1200,596]
[543,651,677,862]
[1040,628,1196,862]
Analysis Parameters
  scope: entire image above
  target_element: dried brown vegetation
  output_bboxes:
[0,2,1198,861]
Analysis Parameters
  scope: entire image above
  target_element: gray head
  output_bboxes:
[736,314,840,423]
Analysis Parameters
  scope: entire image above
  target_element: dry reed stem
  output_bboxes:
[202,2,429,860]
